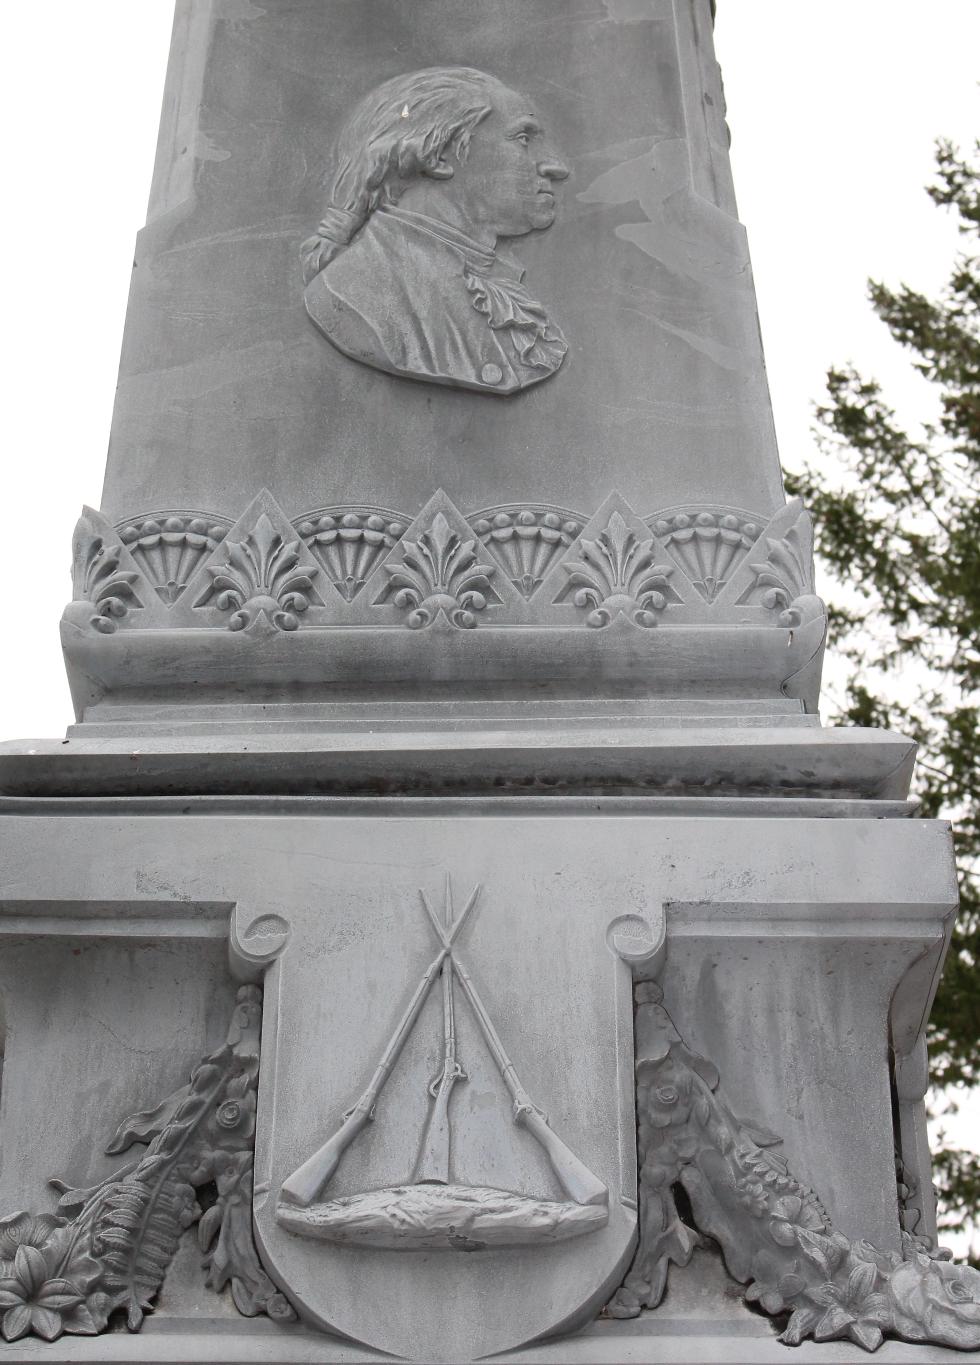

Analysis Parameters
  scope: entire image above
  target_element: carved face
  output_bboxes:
[443,81,569,239]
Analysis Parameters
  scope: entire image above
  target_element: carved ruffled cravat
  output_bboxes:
[381,205,568,378]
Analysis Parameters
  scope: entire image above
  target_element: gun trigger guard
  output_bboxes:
[513,1099,544,1125]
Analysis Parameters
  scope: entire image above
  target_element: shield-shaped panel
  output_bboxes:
[243,826,640,1362]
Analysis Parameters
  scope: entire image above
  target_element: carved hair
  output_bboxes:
[301,67,497,283]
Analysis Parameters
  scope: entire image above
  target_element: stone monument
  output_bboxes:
[0,3,977,1361]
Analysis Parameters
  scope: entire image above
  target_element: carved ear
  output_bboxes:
[421,157,455,181]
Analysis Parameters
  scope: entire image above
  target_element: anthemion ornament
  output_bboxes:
[2,2,978,1363]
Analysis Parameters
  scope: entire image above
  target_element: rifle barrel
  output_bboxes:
[450,955,526,1105]
[279,946,446,1207]
[448,952,608,1208]
[364,947,447,1094]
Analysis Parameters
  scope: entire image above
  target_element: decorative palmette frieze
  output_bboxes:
[66,490,826,636]
[608,983,980,1353]
[734,497,818,626]
[116,512,232,605]
[376,509,500,629]
[295,508,406,602]
[649,507,763,603]
[555,511,675,628]
[469,506,584,600]
[196,513,320,632]
[66,509,142,634]
[0,987,294,1345]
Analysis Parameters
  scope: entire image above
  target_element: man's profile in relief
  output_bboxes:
[301,66,570,395]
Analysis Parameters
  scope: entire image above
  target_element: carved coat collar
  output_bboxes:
[379,205,567,377]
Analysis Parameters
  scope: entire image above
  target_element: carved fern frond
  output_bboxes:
[96,1175,192,1331]
[92,1047,234,1331]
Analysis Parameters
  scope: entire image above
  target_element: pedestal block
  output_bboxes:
[1,1,977,1359]
[0,761,973,1362]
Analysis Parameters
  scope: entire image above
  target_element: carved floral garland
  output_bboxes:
[0,987,294,1344]
[609,983,980,1353]
[3,976,976,1351]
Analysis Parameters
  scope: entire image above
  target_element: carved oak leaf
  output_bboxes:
[381,511,498,628]
[205,514,318,632]
[561,512,674,627]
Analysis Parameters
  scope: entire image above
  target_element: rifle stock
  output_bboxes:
[279,1106,372,1207]
[280,943,457,1208]
[413,1078,455,1184]
[518,1107,608,1207]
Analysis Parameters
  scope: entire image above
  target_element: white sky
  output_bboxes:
[0,0,977,1243]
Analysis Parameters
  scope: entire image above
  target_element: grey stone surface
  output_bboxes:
[60,492,827,718]
[57,1,816,715]
[0,1314,974,1363]
[301,67,571,395]
[0,805,962,1360]
[101,0,777,525]
[0,723,916,799]
[0,2,972,1360]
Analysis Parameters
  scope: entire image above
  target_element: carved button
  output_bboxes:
[480,362,504,386]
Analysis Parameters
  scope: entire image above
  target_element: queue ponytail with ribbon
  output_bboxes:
[301,66,495,284]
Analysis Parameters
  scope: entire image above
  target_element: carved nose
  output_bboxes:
[538,159,569,182]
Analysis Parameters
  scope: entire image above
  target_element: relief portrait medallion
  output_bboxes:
[301,66,569,395]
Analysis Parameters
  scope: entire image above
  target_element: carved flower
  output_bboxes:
[208,1092,256,1147]
[0,1245,91,1342]
[213,1148,254,1198]
[639,1156,680,1191]
[638,1063,694,1130]
[266,1292,296,1321]
[770,1192,830,1245]
[887,1254,980,1351]
[733,1175,769,1217]
[0,1212,65,1263]
[782,1253,891,1352]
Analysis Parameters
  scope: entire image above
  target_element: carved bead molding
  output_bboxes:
[470,506,584,599]
[650,507,763,603]
[0,987,295,1345]
[608,983,980,1353]
[296,507,406,602]
[116,512,233,605]
[66,493,822,635]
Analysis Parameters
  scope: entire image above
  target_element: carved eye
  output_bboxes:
[948,1280,971,1302]
[513,132,530,147]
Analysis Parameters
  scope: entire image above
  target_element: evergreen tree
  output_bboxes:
[787,140,979,1253]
